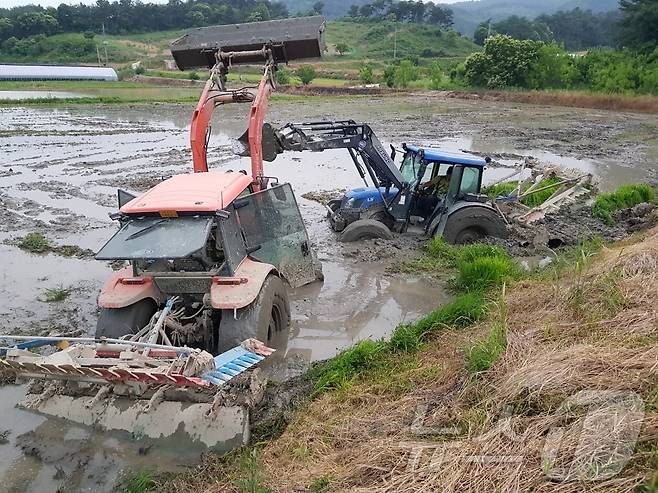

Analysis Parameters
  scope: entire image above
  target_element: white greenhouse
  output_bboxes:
[0,64,118,81]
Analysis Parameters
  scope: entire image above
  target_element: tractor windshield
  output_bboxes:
[399,151,423,185]
[96,216,214,260]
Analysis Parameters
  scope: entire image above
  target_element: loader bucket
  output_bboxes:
[171,16,326,70]
[236,123,282,162]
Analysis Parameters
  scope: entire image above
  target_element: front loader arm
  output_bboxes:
[276,121,407,190]
[189,55,274,192]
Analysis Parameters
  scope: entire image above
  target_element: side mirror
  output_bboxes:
[390,144,396,162]
[117,189,137,208]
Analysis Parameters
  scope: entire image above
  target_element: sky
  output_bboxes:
[3,0,468,8]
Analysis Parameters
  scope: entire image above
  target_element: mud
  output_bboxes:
[1,95,657,491]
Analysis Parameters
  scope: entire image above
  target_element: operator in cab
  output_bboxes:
[416,166,453,220]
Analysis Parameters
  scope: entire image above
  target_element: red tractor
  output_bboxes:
[95,17,326,355]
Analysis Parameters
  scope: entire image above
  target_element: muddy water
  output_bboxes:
[0,91,90,100]
[1,96,656,491]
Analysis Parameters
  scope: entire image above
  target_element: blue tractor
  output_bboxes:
[272,121,508,244]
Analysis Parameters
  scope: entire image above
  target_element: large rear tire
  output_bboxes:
[95,299,157,339]
[338,219,393,243]
[441,206,508,245]
[218,274,291,353]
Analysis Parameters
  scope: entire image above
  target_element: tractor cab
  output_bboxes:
[328,145,487,232]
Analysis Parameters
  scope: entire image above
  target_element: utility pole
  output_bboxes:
[102,22,109,66]
[393,23,397,60]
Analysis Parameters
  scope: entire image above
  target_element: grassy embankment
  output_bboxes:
[148,184,658,493]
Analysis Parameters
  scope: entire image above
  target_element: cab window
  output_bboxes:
[459,167,481,195]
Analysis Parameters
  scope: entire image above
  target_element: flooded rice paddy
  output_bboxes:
[0,94,656,491]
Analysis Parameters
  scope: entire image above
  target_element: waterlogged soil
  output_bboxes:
[0,95,657,492]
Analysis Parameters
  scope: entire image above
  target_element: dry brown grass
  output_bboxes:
[165,228,658,493]
[446,90,658,114]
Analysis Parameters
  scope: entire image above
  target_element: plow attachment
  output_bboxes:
[1,334,275,450]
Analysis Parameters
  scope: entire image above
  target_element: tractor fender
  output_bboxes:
[98,267,164,309]
[211,258,277,310]
[433,202,508,244]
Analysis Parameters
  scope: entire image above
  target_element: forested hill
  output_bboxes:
[279,0,370,17]
[448,0,620,35]
[279,0,621,35]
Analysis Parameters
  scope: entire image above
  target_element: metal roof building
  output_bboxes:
[0,64,118,81]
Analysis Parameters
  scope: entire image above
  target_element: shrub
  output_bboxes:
[383,64,396,87]
[393,59,418,88]
[335,42,350,56]
[188,71,199,80]
[296,65,316,85]
[428,61,445,90]
[275,67,290,85]
[592,184,656,225]
[358,63,374,84]
[134,64,145,75]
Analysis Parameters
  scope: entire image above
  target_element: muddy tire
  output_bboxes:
[218,274,291,353]
[441,206,508,245]
[95,299,157,339]
[326,199,341,218]
[338,219,393,243]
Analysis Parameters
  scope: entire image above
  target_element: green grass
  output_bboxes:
[592,184,656,225]
[309,475,333,492]
[124,471,156,493]
[44,286,72,303]
[18,232,49,253]
[467,321,507,373]
[456,255,520,292]
[234,449,271,493]
[325,21,478,61]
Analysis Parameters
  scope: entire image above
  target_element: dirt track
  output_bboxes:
[0,94,657,492]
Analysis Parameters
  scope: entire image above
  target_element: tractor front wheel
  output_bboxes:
[217,274,291,353]
[95,299,157,340]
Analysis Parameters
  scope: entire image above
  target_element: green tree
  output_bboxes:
[393,59,418,88]
[0,18,14,42]
[13,12,58,38]
[359,63,374,84]
[618,0,658,50]
[296,65,316,85]
[473,21,491,46]
[383,64,396,87]
[463,35,540,88]
[335,42,350,56]
[428,61,445,90]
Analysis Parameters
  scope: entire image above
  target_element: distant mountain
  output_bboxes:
[279,0,371,18]
[444,0,620,36]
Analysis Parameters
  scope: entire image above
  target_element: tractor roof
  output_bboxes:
[406,146,486,167]
[121,171,252,215]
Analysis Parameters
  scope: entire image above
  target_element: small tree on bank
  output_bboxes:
[296,66,317,85]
